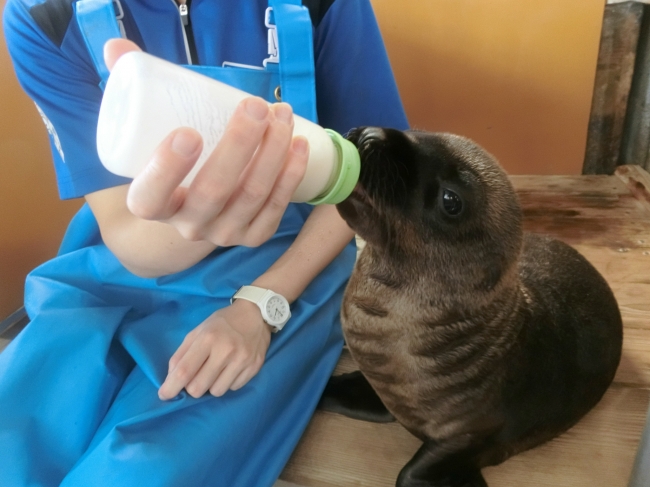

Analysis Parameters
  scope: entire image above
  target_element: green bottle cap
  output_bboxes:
[307,129,361,205]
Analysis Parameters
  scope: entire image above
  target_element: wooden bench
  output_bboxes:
[280,166,650,487]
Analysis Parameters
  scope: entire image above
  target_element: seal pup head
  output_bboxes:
[337,128,523,304]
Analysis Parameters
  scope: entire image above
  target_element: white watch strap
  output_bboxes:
[231,285,271,304]
[231,285,290,333]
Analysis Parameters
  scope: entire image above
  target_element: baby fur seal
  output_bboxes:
[319,128,623,487]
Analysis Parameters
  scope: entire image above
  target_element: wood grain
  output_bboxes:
[583,2,643,175]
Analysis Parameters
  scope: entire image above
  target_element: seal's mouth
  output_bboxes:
[345,127,383,196]
[335,147,379,234]
[337,126,412,234]
[336,181,375,229]
[338,126,419,249]
[343,127,383,209]
[348,182,373,206]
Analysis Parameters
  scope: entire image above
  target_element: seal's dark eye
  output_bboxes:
[441,189,463,216]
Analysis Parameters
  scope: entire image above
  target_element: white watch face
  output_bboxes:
[265,295,289,325]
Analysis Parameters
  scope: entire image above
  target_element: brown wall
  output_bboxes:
[0,0,605,318]
[371,0,605,175]
[0,2,82,318]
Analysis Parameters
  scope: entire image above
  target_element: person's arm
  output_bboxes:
[85,184,215,277]
[158,204,354,399]
[85,107,309,278]
[85,40,309,278]
[248,204,355,303]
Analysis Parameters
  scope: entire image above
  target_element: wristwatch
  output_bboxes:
[231,285,291,332]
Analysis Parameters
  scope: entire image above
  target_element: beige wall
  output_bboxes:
[0,0,605,318]
[371,0,605,175]
[0,5,82,318]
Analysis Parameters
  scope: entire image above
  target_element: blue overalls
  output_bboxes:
[0,1,356,485]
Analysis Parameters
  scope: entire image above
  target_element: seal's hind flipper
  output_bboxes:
[397,440,488,487]
[317,370,395,423]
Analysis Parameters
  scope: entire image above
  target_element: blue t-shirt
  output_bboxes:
[4,0,409,199]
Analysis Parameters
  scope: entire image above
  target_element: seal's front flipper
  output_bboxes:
[399,470,488,487]
[397,440,488,487]
[317,370,395,423]
[401,471,488,487]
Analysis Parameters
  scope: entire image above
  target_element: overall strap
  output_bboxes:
[75,0,123,90]
[74,0,318,122]
[269,0,317,122]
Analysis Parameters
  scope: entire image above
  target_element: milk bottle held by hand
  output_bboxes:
[96,51,360,204]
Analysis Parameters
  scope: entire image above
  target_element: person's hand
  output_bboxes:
[103,39,309,248]
[158,299,272,400]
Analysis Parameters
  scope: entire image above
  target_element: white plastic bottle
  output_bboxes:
[96,51,360,204]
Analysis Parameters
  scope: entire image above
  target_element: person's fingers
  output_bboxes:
[127,127,202,221]
[207,103,295,244]
[174,97,270,241]
[184,353,230,398]
[158,337,210,400]
[229,362,262,391]
[168,325,201,373]
[209,360,249,397]
[243,136,309,246]
[104,38,142,71]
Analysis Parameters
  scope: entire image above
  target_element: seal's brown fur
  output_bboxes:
[324,128,623,487]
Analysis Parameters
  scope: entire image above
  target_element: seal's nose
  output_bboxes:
[357,127,387,150]
[345,127,387,149]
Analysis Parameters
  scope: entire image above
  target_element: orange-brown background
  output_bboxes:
[371,0,605,174]
[0,0,605,317]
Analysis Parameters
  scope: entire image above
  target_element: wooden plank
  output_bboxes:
[512,173,649,219]
[512,172,650,247]
[281,387,650,487]
[611,282,650,330]
[621,2,650,171]
[616,328,650,387]
[282,412,419,487]
[515,176,647,216]
[584,2,643,174]
[519,195,649,221]
[510,174,630,196]
[574,244,650,284]
[483,386,649,487]
[615,164,650,213]
[512,171,650,246]
[524,219,650,249]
